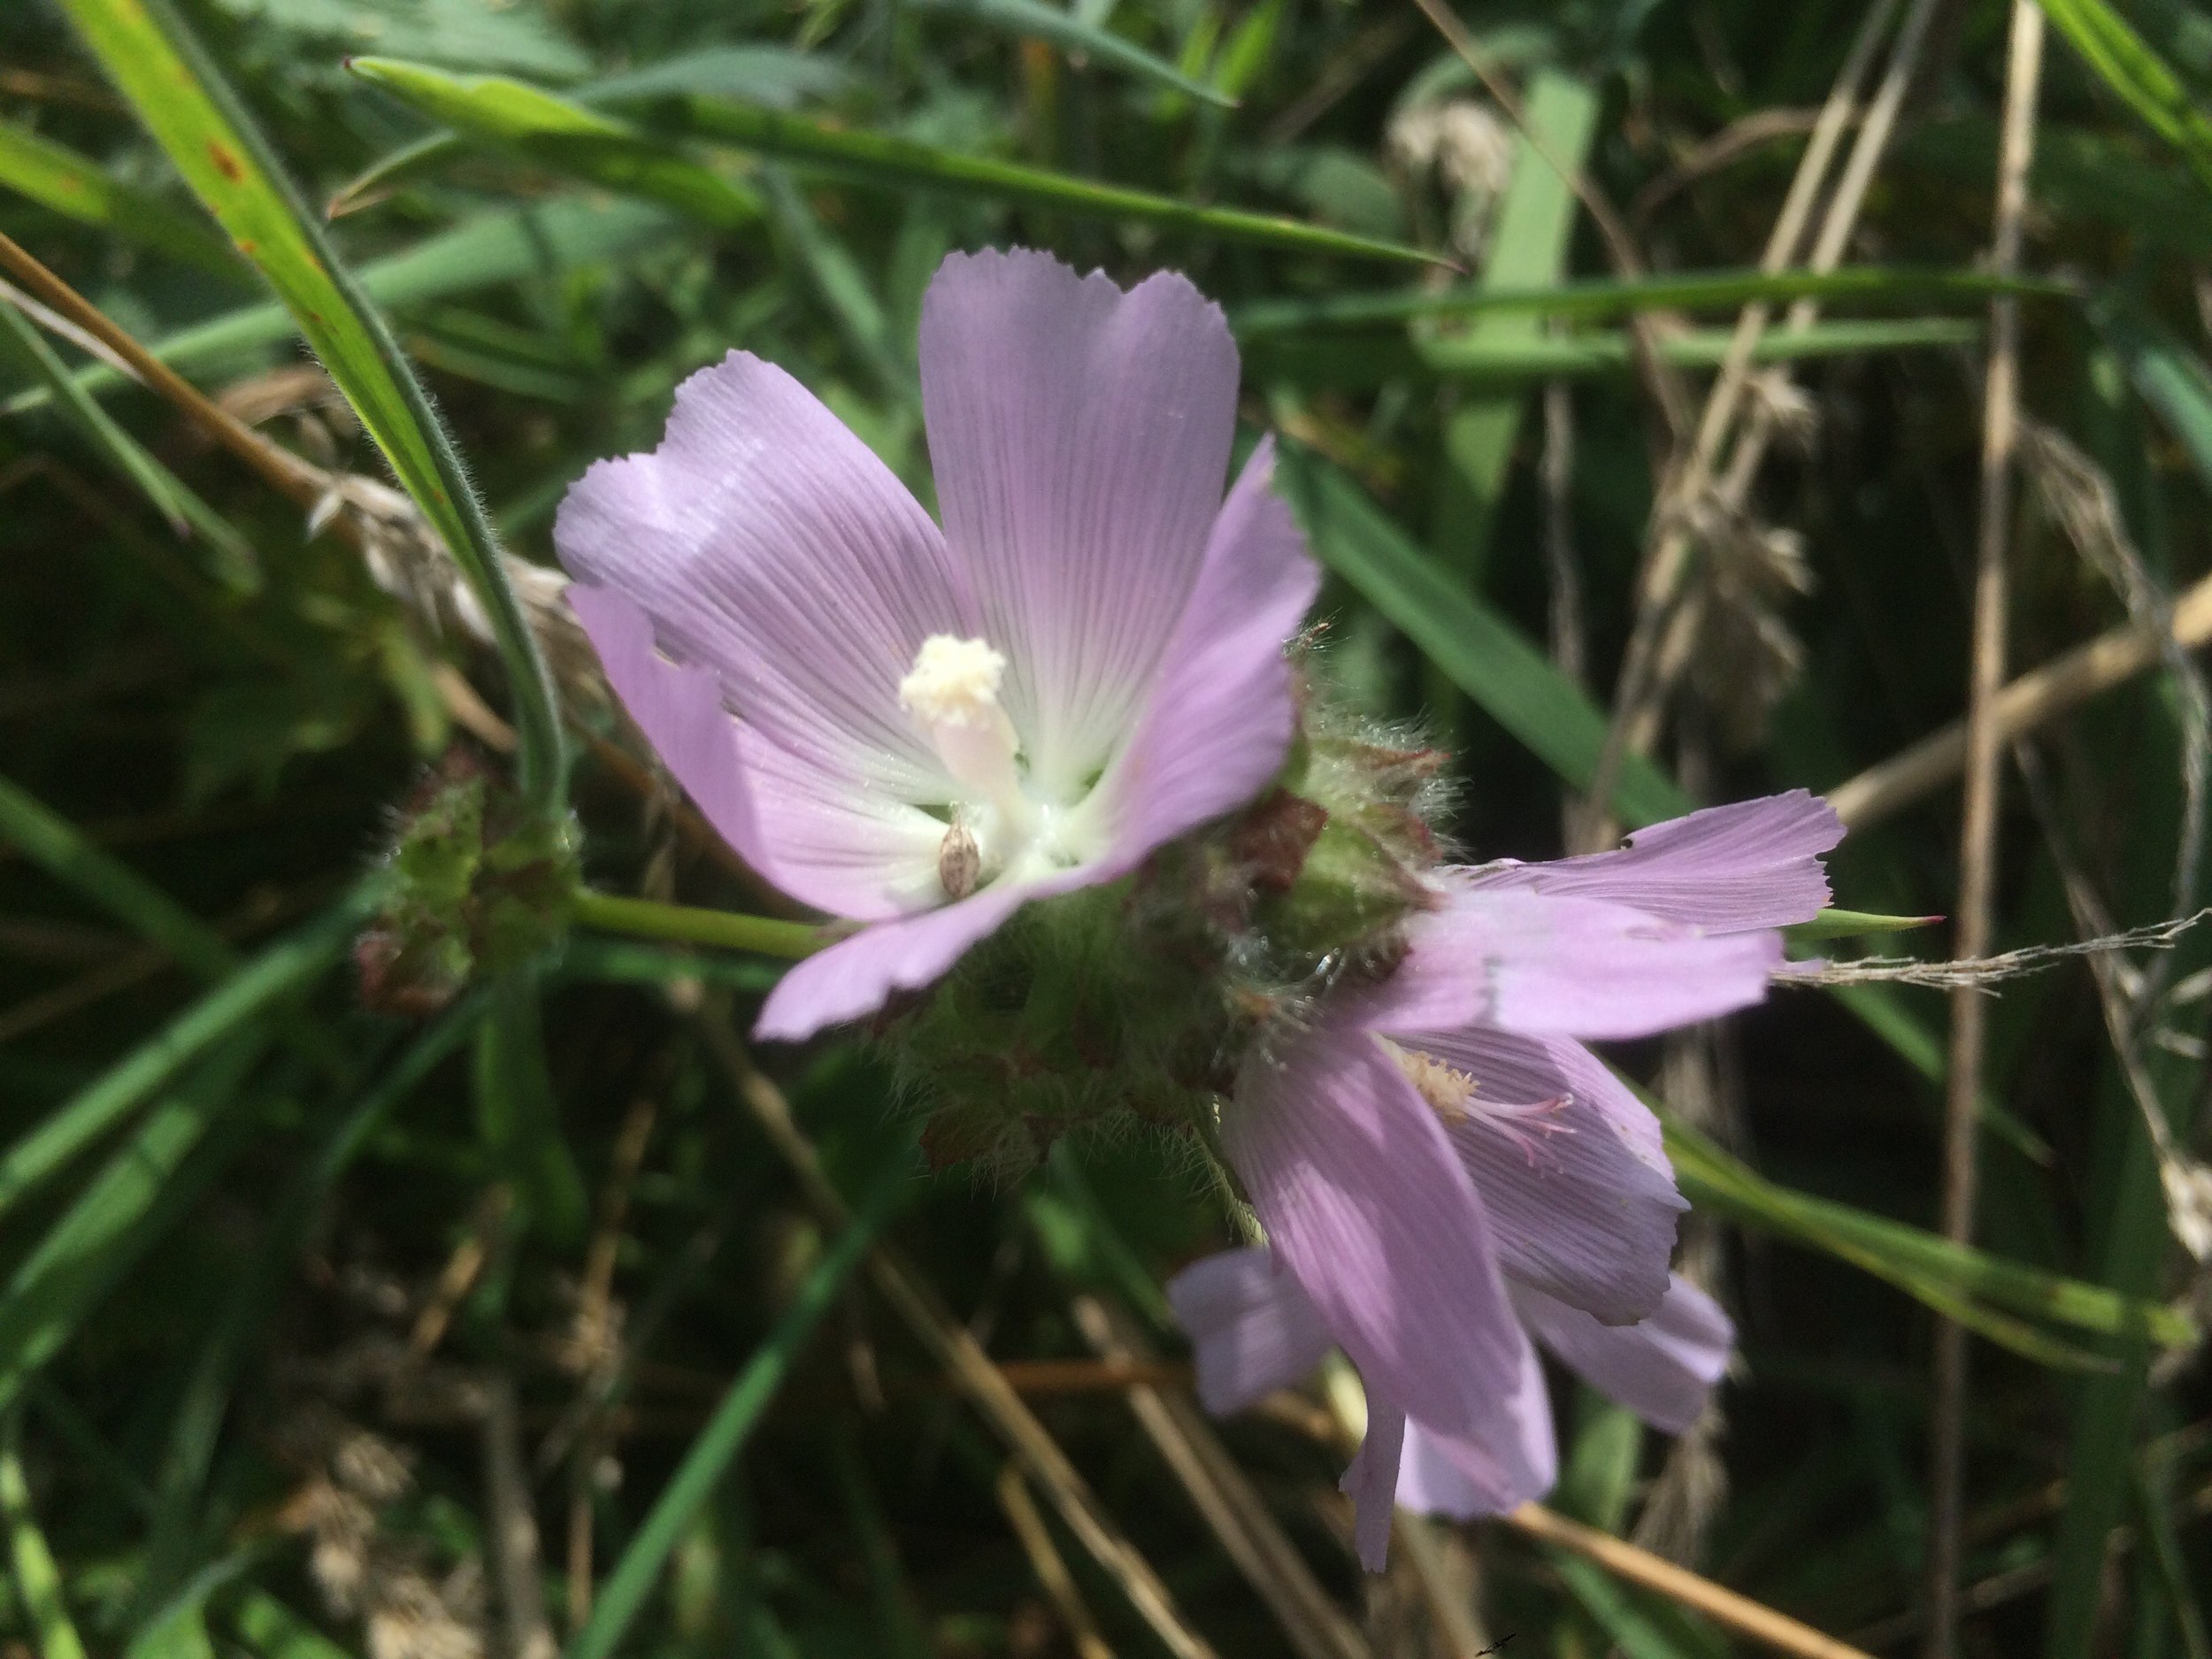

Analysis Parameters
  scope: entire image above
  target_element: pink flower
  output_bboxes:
[1172,1248,1731,1539]
[1171,792,1843,1567]
[555,250,1317,1041]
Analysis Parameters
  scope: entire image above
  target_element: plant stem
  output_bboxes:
[570,891,822,959]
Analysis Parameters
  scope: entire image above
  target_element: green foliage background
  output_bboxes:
[2,0,2210,1653]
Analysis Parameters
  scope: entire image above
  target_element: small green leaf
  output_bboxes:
[1786,908,1946,941]
[346,58,762,229]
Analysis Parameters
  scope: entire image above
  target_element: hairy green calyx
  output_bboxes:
[881,687,1449,1179]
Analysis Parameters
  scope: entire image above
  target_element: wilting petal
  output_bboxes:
[557,350,974,806]
[570,584,943,918]
[1386,887,1782,1041]
[1405,1028,1682,1325]
[918,250,1239,795]
[753,882,1030,1041]
[1102,438,1320,856]
[1341,1396,1406,1572]
[1165,1246,1334,1415]
[1516,1275,1732,1434]
[1463,792,1841,933]
[1219,1024,1536,1477]
[1395,1340,1556,1519]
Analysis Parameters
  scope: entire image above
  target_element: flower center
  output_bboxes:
[900,635,1102,895]
[1393,1047,1478,1124]
[1387,1041,1573,1165]
[900,636,1026,804]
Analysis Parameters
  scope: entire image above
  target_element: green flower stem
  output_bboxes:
[571,890,824,959]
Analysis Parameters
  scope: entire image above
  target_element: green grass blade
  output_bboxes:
[1418,67,1590,765]
[566,1164,902,1659]
[0,1035,268,1414]
[1254,317,1982,387]
[4,199,677,414]
[651,87,1441,266]
[342,53,1439,266]
[2134,1459,2212,1659]
[55,0,567,811]
[1549,1555,1709,1659]
[0,117,242,278]
[0,772,237,981]
[323,132,467,218]
[0,303,259,588]
[1417,317,1982,378]
[1431,69,1598,593]
[1275,442,1689,825]
[2036,0,2212,192]
[1664,1118,2193,1351]
[131,1002,485,1622]
[2093,293,2212,491]
[904,0,1233,105]
[345,58,762,230]
[1,1429,88,1659]
[0,894,361,1225]
[1233,265,2077,336]
[227,1592,358,1659]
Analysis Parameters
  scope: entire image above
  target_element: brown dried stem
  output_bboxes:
[1505,1502,1878,1659]
[1068,1294,1371,1659]
[1827,572,2212,830]
[1925,6,2041,1651]
[1407,0,1694,442]
[696,1009,1222,1659]
[1584,0,1928,840]
[995,1463,1118,1659]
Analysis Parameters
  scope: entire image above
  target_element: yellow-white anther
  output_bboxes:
[900,635,1009,728]
[900,635,1031,851]
[1393,1047,1478,1125]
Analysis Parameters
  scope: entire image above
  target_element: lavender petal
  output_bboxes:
[1515,1274,1732,1434]
[918,249,1240,796]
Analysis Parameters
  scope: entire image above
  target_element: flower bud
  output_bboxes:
[356,749,580,1013]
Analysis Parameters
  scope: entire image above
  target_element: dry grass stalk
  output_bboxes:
[1826,570,2212,829]
[1390,1513,1497,1659]
[2023,420,2212,930]
[1584,0,1925,841]
[1928,16,2042,1644]
[1068,1294,1371,1659]
[995,1463,1118,1659]
[1503,1502,1879,1659]
[407,1187,512,1363]
[480,1376,555,1659]
[695,1006,1224,1659]
[1407,0,1695,442]
[1790,910,2212,988]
